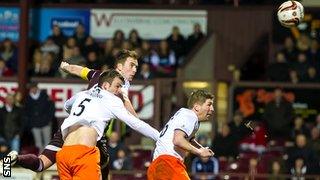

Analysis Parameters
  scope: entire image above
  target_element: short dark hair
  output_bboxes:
[98,69,124,87]
[187,90,214,109]
[114,49,138,67]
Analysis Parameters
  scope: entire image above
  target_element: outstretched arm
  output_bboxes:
[119,112,159,141]
[111,101,159,141]
[60,61,91,80]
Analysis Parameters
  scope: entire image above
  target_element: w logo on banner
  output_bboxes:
[91,13,114,27]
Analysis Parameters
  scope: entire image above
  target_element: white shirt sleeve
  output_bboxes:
[174,115,195,137]
[110,99,159,141]
[64,92,82,114]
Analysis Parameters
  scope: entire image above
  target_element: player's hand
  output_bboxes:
[60,61,69,71]
[198,147,214,158]
[205,147,214,155]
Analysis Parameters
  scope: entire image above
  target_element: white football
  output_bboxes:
[277,1,304,28]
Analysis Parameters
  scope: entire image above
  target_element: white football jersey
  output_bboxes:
[153,108,199,161]
[61,85,159,141]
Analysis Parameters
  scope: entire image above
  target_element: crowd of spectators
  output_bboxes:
[0,23,204,79]
[266,35,320,83]
[0,82,55,158]
[240,33,320,83]
[193,87,320,178]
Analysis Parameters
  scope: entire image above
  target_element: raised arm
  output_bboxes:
[60,61,91,80]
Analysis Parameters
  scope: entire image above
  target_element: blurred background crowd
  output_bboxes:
[0,23,203,79]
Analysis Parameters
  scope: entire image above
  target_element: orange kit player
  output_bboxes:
[147,90,215,180]
[57,70,159,179]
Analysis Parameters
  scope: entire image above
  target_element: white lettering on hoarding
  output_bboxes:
[52,20,80,28]
[90,9,207,40]
[0,82,154,119]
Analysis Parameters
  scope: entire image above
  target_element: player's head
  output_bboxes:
[98,69,125,95]
[114,49,139,81]
[187,90,214,121]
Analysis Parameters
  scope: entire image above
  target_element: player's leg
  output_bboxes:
[70,145,101,180]
[97,134,110,180]
[56,147,72,180]
[147,160,156,180]
[16,153,45,171]
[172,159,190,180]
[10,148,56,172]
[1,128,63,172]
[0,150,46,173]
[148,155,190,180]
[0,150,53,175]
[100,163,109,180]
[147,156,174,180]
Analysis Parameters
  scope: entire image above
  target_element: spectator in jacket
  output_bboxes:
[166,26,186,62]
[191,156,219,180]
[48,25,66,47]
[0,58,13,77]
[187,23,204,51]
[263,88,293,139]
[112,148,133,170]
[108,132,125,169]
[136,63,155,80]
[287,134,318,174]
[0,38,18,73]
[0,94,23,152]
[211,124,238,161]
[266,52,290,82]
[25,82,55,151]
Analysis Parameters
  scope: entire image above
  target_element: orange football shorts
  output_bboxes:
[147,155,190,180]
[56,145,101,180]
